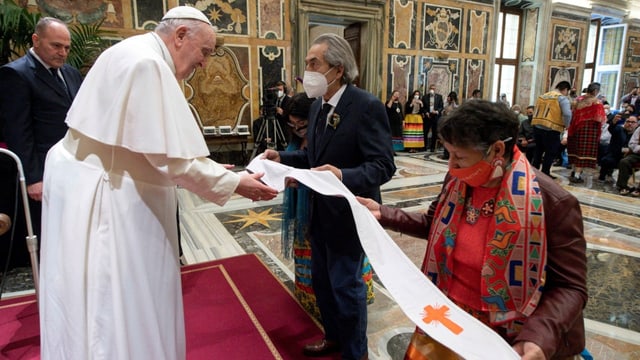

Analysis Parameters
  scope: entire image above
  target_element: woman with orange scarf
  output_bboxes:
[567,82,607,183]
[359,101,588,360]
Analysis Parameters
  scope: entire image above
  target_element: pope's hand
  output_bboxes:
[235,172,278,202]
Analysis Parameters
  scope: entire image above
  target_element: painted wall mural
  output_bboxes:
[522,8,538,62]
[551,25,580,62]
[467,9,488,55]
[36,0,124,26]
[387,54,412,104]
[422,4,461,52]
[390,0,415,49]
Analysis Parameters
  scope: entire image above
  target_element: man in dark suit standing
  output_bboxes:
[421,84,444,153]
[264,33,396,360]
[0,17,82,269]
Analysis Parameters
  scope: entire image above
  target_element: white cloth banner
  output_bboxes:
[247,157,519,360]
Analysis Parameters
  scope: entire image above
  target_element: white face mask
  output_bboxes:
[414,95,419,100]
[429,89,435,95]
[277,90,284,98]
[303,67,336,98]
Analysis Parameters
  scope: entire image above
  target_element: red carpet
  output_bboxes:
[0,254,330,359]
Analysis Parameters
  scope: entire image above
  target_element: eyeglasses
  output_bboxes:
[626,120,638,124]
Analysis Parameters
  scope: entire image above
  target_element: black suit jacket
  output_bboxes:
[0,51,82,184]
[280,85,396,253]
[421,93,444,117]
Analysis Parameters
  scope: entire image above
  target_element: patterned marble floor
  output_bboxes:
[2,151,639,359]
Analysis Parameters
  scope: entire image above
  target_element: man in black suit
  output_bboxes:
[0,17,82,269]
[264,33,396,360]
[421,84,444,153]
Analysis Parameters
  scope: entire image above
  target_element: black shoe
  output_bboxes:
[303,339,340,357]
[569,176,584,183]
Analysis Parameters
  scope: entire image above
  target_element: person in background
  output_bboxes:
[511,104,528,124]
[531,81,572,179]
[281,93,376,320]
[616,123,640,196]
[599,115,638,184]
[403,90,424,153]
[0,17,82,270]
[358,100,588,360]
[567,82,606,183]
[274,80,291,149]
[438,91,459,161]
[421,84,444,154]
[39,7,278,359]
[500,93,511,108]
[385,90,404,153]
[619,86,639,111]
[468,88,482,101]
[263,33,396,360]
[517,107,536,162]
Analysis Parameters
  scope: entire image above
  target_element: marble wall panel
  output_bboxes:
[258,45,286,100]
[422,4,461,52]
[522,8,538,62]
[517,64,533,107]
[625,35,640,68]
[390,0,416,49]
[464,59,483,99]
[622,73,640,95]
[184,0,249,35]
[549,66,576,91]
[132,0,165,30]
[418,56,458,96]
[387,54,412,103]
[186,46,251,128]
[467,9,488,55]
[257,0,283,39]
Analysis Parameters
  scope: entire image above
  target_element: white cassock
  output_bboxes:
[40,32,240,360]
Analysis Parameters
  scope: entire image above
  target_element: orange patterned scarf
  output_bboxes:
[424,147,547,329]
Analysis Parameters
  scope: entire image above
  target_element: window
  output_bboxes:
[493,9,522,106]
[595,24,627,108]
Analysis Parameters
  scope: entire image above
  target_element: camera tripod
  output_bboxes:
[250,114,288,160]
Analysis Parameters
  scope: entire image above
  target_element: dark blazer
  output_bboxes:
[280,84,396,253]
[421,93,444,117]
[0,51,82,184]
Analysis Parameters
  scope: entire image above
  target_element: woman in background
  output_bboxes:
[386,90,404,153]
[281,93,375,319]
[403,90,425,153]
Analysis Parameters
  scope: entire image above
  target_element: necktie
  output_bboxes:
[50,68,68,92]
[315,103,332,147]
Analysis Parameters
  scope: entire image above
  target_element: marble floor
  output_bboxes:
[2,151,640,359]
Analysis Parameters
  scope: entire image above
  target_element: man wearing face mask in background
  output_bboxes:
[263,33,396,360]
[274,80,291,149]
[421,84,444,154]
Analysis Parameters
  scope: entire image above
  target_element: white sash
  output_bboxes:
[247,157,519,360]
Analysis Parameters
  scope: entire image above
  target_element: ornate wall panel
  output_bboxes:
[467,9,488,55]
[422,4,461,52]
[517,64,533,108]
[522,8,538,62]
[418,56,458,97]
[132,0,165,29]
[390,0,415,49]
[622,72,640,94]
[464,59,483,99]
[258,45,286,99]
[387,54,412,103]
[549,66,575,92]
[551,24,581,62]
[257,0,284,39]
[186,46,251,129]
[184,0,249,35]
[625,35,640,68]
